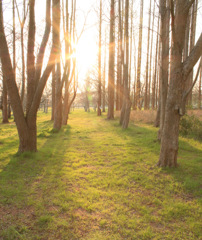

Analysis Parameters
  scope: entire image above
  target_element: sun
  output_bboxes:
[74,35,98,86]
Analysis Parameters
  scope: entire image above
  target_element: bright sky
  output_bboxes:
[2,0,202,91]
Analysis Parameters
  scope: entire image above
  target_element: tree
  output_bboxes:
[2,74,8,123]
[157,0,202,167]
[15,0,28,104]
[144,0,152,110]
[61,0,77,126]
[97,0,102,116]
[107,0,115,120]
[158,0,170,140]
[0,0,59,152]
[136,0,144,110]
[119,0,132,129]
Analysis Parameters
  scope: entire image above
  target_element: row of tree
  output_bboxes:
[0,0,77,151]
[94,0,201,167]
[0,0,201,168]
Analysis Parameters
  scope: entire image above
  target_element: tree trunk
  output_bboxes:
[158,0,169,140]
[2,76,9,123]
[158,0,202,167]
[148,1,155,109]
[152,13,160,110]
[51,65,56,121]
[107,0,115,119]
[144,0,151,110]
[198,60,201,109]
[136,0,144,110]
[102,30,106,112]
[120,0,132,128]
[97,0,102,116]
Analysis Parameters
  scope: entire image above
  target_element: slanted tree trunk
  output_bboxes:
[157,0,202,167]
[107,0,115,119]
[136,0,144,110]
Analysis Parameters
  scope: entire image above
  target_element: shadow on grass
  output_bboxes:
[114,121,202,199]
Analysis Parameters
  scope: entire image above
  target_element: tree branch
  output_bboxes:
[183,57,201,102]
[183,33,202,80]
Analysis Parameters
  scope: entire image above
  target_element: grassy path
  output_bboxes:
[0,110,201,239]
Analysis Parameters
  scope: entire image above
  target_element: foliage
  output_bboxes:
[0,110,201,239]
[180,114,202,140]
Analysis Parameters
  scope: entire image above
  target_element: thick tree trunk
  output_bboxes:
[158,0,202,167]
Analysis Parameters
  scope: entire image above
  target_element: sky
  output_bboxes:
[1,0,202,91]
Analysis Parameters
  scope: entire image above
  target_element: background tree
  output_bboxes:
[107,0,115,120]
[136,0,144,110]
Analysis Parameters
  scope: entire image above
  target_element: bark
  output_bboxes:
[53,2,62,130]
[120,0,132,129]
[187,0,198,105]
[158,0,202,167]
[198,60,201,109]
[51,65,56,120]
[26,0,36,114]
[144,0,151,110]
[2,76,8,123]
[102,30,106,112]
[97,0,102,116]
[136,0,144,110]
[107,0,115,119]
[152,13,160,110]
[158,0,169,140]
[148,1,155,109]
[15,0,27,104]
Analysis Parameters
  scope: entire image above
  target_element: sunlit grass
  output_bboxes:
[0,110,201,239]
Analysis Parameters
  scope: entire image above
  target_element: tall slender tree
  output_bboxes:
[144,0,152,110]
[120,0,131,128]
[107,0,115,119]
[97,0,102,116]
[136,0,144,110]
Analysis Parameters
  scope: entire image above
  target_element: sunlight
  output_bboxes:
[74,36,98,85]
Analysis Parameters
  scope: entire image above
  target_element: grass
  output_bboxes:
[0,110,201,240]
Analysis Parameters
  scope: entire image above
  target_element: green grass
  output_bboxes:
[0,110,201,240]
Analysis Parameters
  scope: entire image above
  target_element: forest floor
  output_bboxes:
[0,110,201,240]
